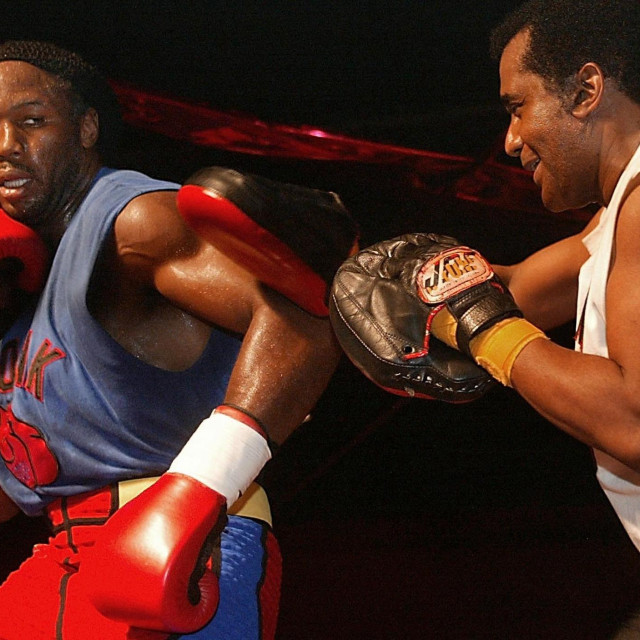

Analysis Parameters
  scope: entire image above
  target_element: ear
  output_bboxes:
[80,108,100,150]
[571,62,605,118]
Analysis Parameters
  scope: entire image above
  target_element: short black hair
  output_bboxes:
[489,0,640,103]
[0,40,122,164]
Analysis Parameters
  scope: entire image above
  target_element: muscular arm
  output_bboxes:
[508,196,640,469]
[113,190,340,445]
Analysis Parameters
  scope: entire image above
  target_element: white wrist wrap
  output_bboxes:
[168,409,272,507]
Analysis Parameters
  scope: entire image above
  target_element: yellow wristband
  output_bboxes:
[470,317,547,387]
[430,306,458,349]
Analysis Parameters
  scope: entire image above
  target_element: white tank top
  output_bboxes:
[577,142,640,550]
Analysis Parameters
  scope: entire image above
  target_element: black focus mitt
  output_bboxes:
[329,233,495,403]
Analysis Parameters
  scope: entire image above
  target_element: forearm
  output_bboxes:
[223,292,342,445]
[493,261,579,330]
[511,338,640,469]
[420,234,640,467]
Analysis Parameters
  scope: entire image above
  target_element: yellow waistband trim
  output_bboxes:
[117,477,272,527]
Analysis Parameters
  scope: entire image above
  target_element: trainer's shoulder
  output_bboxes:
[616,179,640,234]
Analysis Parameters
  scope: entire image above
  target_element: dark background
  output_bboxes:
[6,1,521,155]
[3,3,640,638]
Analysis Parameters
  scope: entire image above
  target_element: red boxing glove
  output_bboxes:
[0,208,48,293]
[83,406,272,633]
[176,167,359,316]
[84,473,226,633]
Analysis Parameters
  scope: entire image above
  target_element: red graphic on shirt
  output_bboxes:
[0,405,58,488]
[0,332,66,401]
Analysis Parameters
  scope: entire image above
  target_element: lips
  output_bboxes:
[0,171,32,202]
[3,178,28,189]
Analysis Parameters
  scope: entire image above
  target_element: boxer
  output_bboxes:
[0,40,357,639]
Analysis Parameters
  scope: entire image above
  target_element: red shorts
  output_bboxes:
[0,486,281,639]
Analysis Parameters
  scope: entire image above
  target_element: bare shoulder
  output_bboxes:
[606,184,640,368]
[112,190,197,266]
[617,181,640,238]
[610,185,640,286]
[110,188,264,333]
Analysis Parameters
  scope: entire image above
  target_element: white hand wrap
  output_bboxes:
[168,409,272,508]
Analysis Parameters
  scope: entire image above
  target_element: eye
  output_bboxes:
[22,117,45,127]
[509,101,524,118]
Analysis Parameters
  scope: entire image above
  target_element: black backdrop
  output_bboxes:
[5,1,524,153]
[4,4,640,637]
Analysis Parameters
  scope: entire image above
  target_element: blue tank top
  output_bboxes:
[0,168,242,515]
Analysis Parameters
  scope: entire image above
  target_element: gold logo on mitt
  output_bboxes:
[416,247,493,304]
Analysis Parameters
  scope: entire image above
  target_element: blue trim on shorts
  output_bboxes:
[179,515,267,639]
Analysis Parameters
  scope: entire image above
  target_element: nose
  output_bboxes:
[504,118,522,158]
[0,121,23,159]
